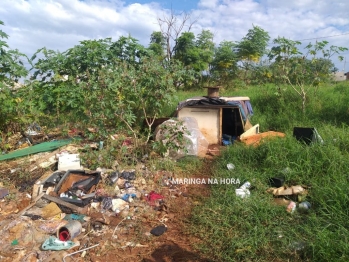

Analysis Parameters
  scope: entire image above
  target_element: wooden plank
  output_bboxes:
[219,108,222,145]
[240,124,260,139]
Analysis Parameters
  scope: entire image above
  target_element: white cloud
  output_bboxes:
[192,0,349,70]
[0,0,348,70]
[0,0,162,57]
[198,0,219,9]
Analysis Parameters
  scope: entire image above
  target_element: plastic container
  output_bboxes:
[235,188,250,198]
[108,172,119,184]
[227,163,235,170]
[268,177,285,187]
[298,201,311,211]
[287,201,296,213]
[239,181,251,190]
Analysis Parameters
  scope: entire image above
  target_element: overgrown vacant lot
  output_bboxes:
[186,82,349,261]
[1,82,349,261]
[1,12,349,261]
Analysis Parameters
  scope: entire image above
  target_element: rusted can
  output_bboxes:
[57,220,82,241]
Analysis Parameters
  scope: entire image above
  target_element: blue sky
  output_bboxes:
[1,0,348,71]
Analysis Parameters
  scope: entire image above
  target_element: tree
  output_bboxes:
[157,10,197,60]
[0,20,28,85]
[0,20,29,133]
[149,31,166,58]
[29,35,190,143]
[110,35,150,65]
[268,37,348,112]
[195,30,215,73]
[210,41,238,85]
[235,25,270,83]
[172,30,214,88]
[30,36,150,127]
[173,32,197,66]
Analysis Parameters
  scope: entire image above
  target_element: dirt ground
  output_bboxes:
[0,146,218,262]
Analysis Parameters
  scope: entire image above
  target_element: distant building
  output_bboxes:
[332,71,347,81]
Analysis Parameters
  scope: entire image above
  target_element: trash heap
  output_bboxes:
[0,147,190,261]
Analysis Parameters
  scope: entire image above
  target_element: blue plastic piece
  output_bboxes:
[121,194,137,202]
[64,213,85,222]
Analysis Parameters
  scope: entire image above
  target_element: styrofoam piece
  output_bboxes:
[58,153,81,171]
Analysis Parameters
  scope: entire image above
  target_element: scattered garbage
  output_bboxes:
[0,134,195,260]
[25,122,41,136]
[286,201,297,213]
[39,220,69,234]
[240,131,286,146]
[121,193,137,202]
[54,170,101,207]
[298,201,311,212]
[239,181,251,190]
[64,214,85,222]
[289,241,307,252]
[57,153,82,171]
[41,236,77,250]
[0,187,9,198]
[120,170,136,180]
[155,117,209,159]
[0,138,79,161]
[222,134,237,146]
[108,171,119,185]
[11,239,19,246]
[227,163,235,170]
[43,171,66,187]
[293,127,324,145]
[273,198,291,206]
[269,185,306,196]
[101,197,113,211]
[235,189,250,198]
[111,198,129,213]
[147,191,164,206]
[268,177,285,188]
[41,202,62,219]
[235,181,251,198]
[57,220,82,241]
[150,225,167,236]
[62,243,99,262]
[268,182,311,214]
[240,124,259,139]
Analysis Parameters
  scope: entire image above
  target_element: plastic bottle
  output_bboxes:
[239,181,251,190]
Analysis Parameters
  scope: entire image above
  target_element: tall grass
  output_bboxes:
[184,82,349,261]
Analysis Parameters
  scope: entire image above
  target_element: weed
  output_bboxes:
[188,82,349,261]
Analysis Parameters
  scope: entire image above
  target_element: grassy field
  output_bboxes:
[176,82,349,261]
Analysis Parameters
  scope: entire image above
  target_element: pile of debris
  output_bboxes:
[0,140,191,261]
